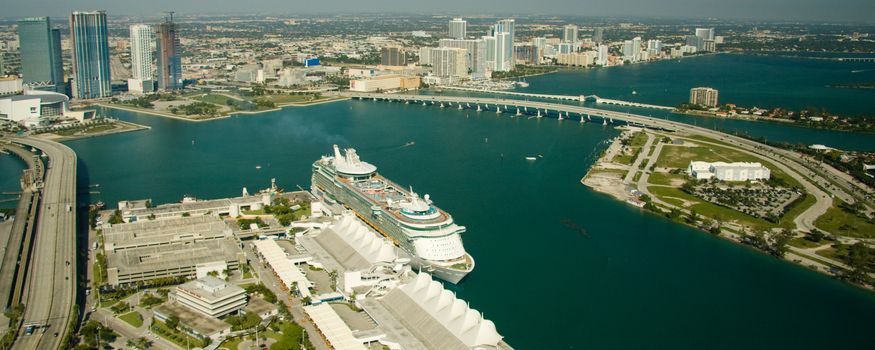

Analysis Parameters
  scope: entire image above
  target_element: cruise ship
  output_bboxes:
[311,145,474,284]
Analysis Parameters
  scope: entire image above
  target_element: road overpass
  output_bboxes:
[9,137,77,350]
[0,142,43,312]
[332,91,873,229]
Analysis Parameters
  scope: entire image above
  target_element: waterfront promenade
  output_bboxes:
[331,91,873,229]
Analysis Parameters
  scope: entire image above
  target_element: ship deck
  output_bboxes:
[338,174,452,226]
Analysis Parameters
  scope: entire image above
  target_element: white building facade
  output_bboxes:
[687,161,771,182]
[128,24,154,94]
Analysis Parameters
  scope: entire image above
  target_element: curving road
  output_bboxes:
[335,92,872,232]
[11,137,77,350]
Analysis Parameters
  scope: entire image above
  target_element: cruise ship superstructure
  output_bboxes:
[312,145,474,283]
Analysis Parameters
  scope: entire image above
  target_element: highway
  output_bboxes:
[333,92,873,226]
[10,137,77,350]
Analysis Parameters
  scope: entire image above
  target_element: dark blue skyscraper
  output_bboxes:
[70,11,111,99]
[17,17,66,94]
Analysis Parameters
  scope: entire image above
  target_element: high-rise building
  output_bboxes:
[646,39,662,56]
[483,35,496,71]
[557,43,574,55]
[449,18,467,40]
[596,44,609,66]
[70,11,111,99]
[491,19,515,72]
[513,45,539,65]
[622,37,642,62]
[439,39,486,75]
[593,27,605,44]
[128,24,154,94]
[430,47,468,78]
[155,14,182,91]
[562,25,579,45]
[17,17,66,94]
[690,87,719,107]
[695,28,715,41]
[380,46,406,66]
[694,28,716,51]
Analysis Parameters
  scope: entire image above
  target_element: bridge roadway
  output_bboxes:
[0,142,42,310]
[441,86,674,110]
[333,92,873,229]
[10,137,77,350]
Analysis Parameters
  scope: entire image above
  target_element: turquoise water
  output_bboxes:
[522,53,875,116]
[0,155,26,207]
[65,102,875,349]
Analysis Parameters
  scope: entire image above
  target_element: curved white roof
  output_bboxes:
[396,272,503,348]
[331,213,396,263]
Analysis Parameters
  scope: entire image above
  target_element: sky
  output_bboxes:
[3,0,875,23]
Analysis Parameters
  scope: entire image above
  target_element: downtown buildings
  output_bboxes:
[128,24,154,94]
[16,17,66,94]
[70,11,111,99]
[155,14,183,91]
[380,46,407,66]
[448,18,467,40]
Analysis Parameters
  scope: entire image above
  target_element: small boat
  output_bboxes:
[255,165,262,169]
[404,141,415,147]
[525,156,537,161]
[632,90,637,95]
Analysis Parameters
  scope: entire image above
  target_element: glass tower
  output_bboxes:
[155,14,182,91]
[70,11,111,99]
[17,17,66,94]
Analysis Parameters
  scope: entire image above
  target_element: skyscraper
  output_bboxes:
[593,27,605,44]
[695,28,715,41]
[596,44,609,66]
[380,46,406,66]
[449,18,467,40]
[694,28,716,52]
[492,19,515,72]
[430,47,468,78]
[17,17,66,94]
[439,38,486,75]
[622,37,641,62]
[70,11,111,99]
[562,25,579,45]
[128,24,154,94]
[155,14,182,91]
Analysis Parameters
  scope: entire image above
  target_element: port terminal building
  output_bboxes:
[102,215,245,286]
[687,161,771,182]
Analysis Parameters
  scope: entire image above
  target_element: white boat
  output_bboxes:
[525,156,537,161]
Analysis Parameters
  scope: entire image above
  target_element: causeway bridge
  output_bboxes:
[440,86,674,110]
[331,91,873,212]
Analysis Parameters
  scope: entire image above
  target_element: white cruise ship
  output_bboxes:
[311,145,474,283]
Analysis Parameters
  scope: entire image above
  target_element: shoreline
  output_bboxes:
[580,127,873,292]
[97,97,347,123]
[672,109,875,134]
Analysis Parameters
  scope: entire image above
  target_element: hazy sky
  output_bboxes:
[4,0,875,23]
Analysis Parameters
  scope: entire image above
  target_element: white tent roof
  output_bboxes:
[304,303,367,350]
[253,239,312,298]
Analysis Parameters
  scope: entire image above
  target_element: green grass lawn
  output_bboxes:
[118,311,143,328]
[152,319,210,348]
[54,124,116,136]
[262,94,318,104]
[789,237,830,249]
[814,200,875,238]
[628,132,648,148]
[218,336,244,350]
[778,193,816,229]
[193,93,237,106]
[648,172,686,186]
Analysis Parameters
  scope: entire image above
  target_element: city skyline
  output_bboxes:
[2,0,875,22]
